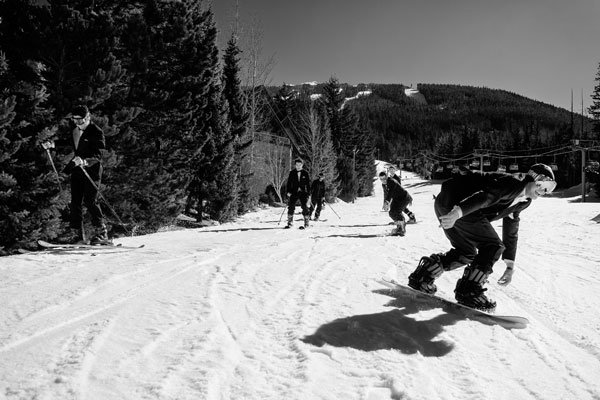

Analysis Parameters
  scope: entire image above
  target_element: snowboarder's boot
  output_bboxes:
[454,267,496,311]
[284,214,293,229]
[303,215,310,229]
[90,224,111,245]
[406,211,417,224]
[392,220,406,236]
[408,253,444,294]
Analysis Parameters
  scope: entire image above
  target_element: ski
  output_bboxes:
[376,278,529,330]
[37,240,145,251]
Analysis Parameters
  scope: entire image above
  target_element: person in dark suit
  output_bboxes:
[407,164,557,310]
[43,105,108,244]
[285,158,311,228]
[309,172,326,221]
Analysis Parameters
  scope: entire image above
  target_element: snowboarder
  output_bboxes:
[385,165,417,223]
[407,164,557,310]
[42,105,109,245]
[285,158,311,228]
[309,172,326,221]
[379,172,414,236]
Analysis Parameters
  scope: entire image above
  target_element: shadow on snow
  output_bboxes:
[302,288,463,357]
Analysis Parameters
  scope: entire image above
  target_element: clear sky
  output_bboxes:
[212,0,600,113]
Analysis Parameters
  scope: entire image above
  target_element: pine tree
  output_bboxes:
[588,61,600,138]
[109,0,199,230]
[321,77,373,202]
[0,47,64,252]
[190,8,237,222]
[222,34,253,213]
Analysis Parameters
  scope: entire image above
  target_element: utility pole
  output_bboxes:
[581,89,585,138]
[572,139,587,203]
[473,149,488,173]
[582,146,587,203]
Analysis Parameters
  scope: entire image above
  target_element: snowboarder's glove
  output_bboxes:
[439,205,463,229]
[41,141,55,150]
[498,260,515,286]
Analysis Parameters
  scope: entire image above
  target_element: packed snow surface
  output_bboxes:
[1,169,599,400]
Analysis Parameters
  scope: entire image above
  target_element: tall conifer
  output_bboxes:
[222,34,253,213]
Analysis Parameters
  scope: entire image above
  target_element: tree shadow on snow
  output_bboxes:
[196,226,288,233]
[330,223,390,228]
[314,233,385,239]
[302,289,462,357]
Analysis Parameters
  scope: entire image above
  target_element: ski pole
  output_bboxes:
[78,165,131,235]
[44,146,63,191]
[326,200,341,219]
[277,200,288,225]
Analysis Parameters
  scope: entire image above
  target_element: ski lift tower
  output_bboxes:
[473,150,489,173]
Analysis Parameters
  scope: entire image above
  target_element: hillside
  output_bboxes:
[2,167,599,399]
[263,82,595,187]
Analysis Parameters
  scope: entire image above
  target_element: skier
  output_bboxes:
[385,165,417,223]
[285,158,311,229]
[309,172,326,221]
[42,105,110,245]
[407,164,557,310]
[379,171,414,236]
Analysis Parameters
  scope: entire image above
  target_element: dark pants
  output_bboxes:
[434,194,504,274]
[389,194,413,222]
[309,198,323,219]
[70,167,105,228]
[288,192,310,217]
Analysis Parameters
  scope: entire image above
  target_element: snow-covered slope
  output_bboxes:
[1,171,599,400]
[405,87,428,105]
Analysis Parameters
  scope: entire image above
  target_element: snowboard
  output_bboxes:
[376,278,529,330]
[37,240,145,251]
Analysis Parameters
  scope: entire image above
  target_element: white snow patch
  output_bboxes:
[1,169,599,399]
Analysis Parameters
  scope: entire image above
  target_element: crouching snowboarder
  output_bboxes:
[407,164,557,310]
[378,171,414,236]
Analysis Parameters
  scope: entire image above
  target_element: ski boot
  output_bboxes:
[300,215,310,229]
[406,211,417,224]
[454,267,496,311]
[392,220,406,236]
[90,224,111,245]
[408,254,444,294]
[284,214,293,229]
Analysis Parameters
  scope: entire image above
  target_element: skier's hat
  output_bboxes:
[318,172,324,177]
[527,163,555,182]
[294,158,303,164]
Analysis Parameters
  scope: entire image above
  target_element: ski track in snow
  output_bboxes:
[1,170,600,400]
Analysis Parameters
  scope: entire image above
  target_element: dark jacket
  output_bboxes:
[437,171,533,261]
[384,177,410,203]
[311,179,326,200]
[286,169,311,194]
[63,123,105,179]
